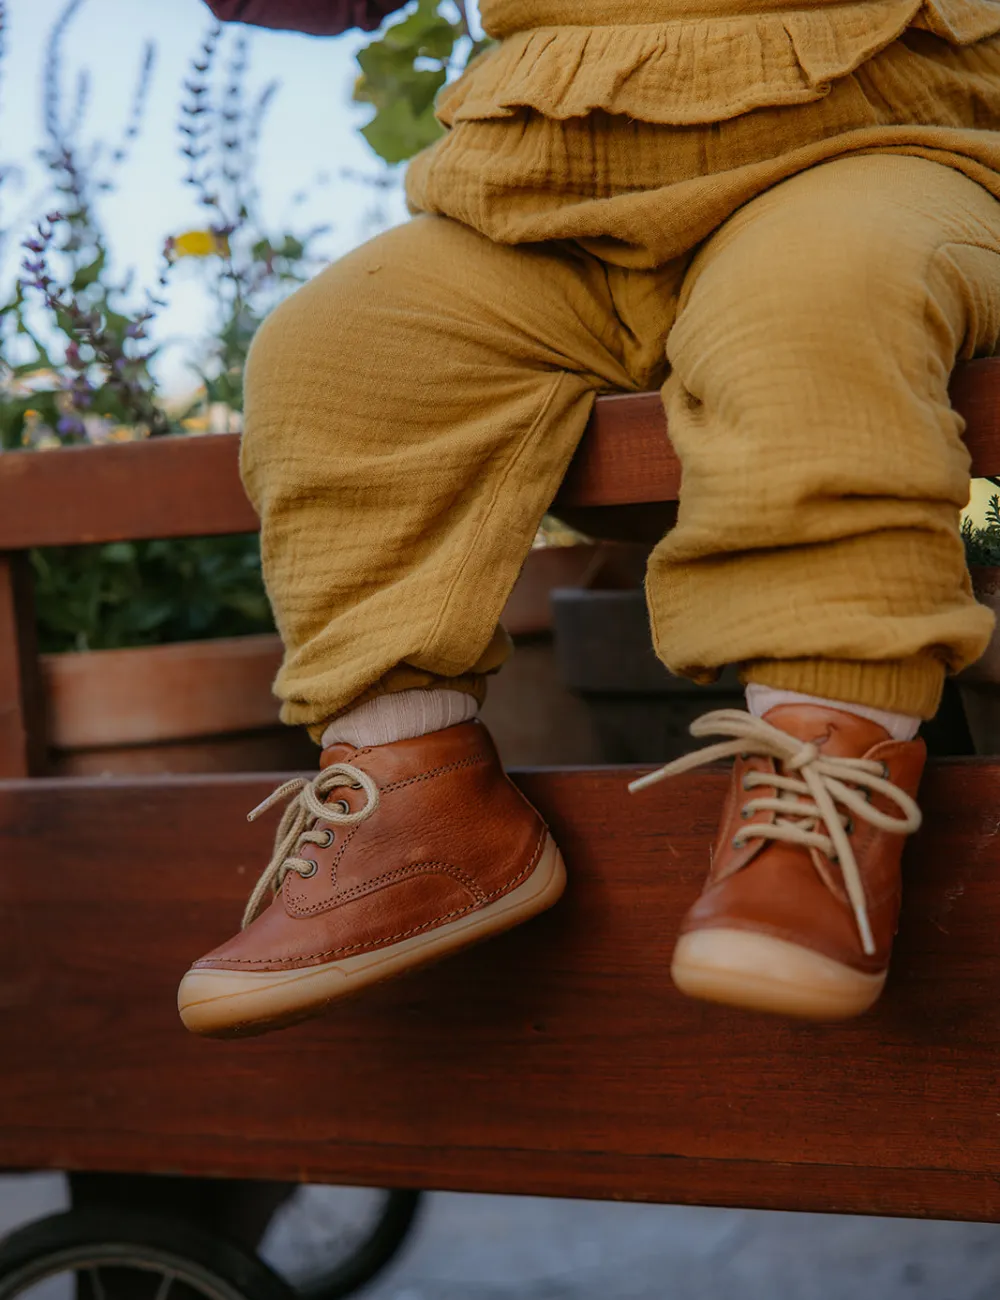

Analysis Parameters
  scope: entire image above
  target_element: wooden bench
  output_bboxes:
[3,361,1000,1224]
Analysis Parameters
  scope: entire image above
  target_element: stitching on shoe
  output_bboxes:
[379,754,486,793]
[286,753,491,905]
[290,859,489,916]
[337,861,489,906]
[208,825,548,967]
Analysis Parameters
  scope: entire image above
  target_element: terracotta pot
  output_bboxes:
[39,547,619,776]
[41,634,315,776]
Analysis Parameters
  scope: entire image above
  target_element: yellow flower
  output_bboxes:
[166,229,231,260]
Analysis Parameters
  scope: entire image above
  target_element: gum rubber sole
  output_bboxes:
[178,834,567,1038]
[671,927,886,1021]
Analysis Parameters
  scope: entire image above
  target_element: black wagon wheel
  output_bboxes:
[67,1176,423,1300]
[0,1208,297,1300]
[284,1189,422,1300]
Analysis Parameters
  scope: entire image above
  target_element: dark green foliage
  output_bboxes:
[962,492,1000,567]
[30,534,273,653]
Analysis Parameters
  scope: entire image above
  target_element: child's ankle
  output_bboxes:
[745,684,921,742]
[321,689,479,750]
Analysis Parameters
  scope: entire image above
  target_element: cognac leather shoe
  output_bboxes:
[630,705,925,1020]
[178,720,565,1037]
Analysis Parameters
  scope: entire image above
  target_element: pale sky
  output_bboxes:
[2,0,416,394]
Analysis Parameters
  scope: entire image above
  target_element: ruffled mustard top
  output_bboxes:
[405,1,1000,266]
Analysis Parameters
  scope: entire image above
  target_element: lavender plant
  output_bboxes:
[169,22,330,425]
[2,0,169,449]
[0,4,328,651]
[4,0,167,449]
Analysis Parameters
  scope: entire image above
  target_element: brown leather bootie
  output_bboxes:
[631,705,925,1020]
[178,720,565,1037]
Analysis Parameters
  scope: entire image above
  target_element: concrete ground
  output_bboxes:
[4,1174,1000,1300]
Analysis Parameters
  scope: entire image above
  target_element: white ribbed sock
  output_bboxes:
[745,684,921,742]
[321,689,479,751]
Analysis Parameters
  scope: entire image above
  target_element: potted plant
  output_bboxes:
[1,9,328,774]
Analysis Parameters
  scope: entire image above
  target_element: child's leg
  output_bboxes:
[180,216,677,1036]
[651,153,1000,709]
[640,154,1000,1018]
[240,214,661,738]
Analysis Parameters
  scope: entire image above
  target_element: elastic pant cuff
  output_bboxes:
[739,655,945,721]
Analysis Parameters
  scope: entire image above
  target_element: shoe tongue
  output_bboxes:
[762,703,891,759]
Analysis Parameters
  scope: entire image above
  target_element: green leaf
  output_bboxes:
[30,534,274,653]
[353,0,459,162]
[71,249,107,293]
[275,235,305,262]
[382,0,457,59]
[361,97,444,164]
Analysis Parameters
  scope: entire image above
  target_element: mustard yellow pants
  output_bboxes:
[241,154,1000,735]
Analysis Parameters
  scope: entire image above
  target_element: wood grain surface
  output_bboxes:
[2,763,1000,1219]
[2,357,999,547]
[0,555,45,779]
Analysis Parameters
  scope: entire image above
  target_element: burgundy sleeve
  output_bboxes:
[203,0,408,36]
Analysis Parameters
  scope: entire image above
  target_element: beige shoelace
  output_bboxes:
[242,763,380,928]
[628,709,922,956]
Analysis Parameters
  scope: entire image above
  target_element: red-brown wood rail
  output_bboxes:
[1,358,998,548]
[1,763,1000,1220]
[2,358,1000,1219]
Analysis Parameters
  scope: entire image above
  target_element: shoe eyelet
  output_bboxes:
[300,860,319,878]
[879,762,890,781]
[731,835,744,850]
[333,799,350,815]
[740,807,751,820]
[845,817,855,835]
[317,828,335,848]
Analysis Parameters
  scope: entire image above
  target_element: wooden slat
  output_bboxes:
[0,433,257,548]
[556,391,676,509]
[0,555,45,778]
[2,762,1000,1220]
[2,358,999,548]
[556,357,1000,509]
